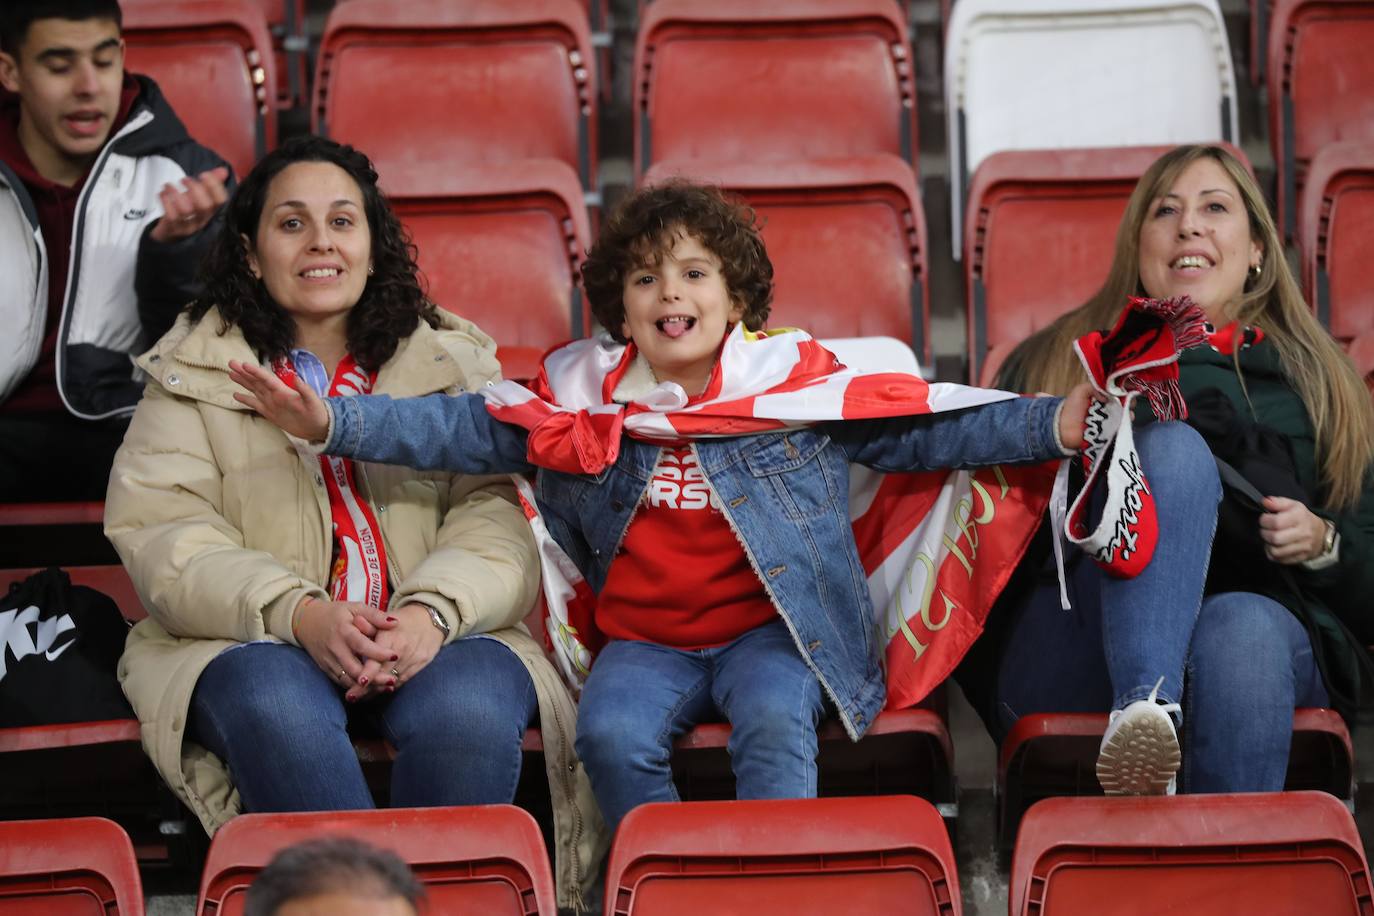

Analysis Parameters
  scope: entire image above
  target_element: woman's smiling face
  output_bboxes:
[246,161,372,328]
[1136,157,1262,323]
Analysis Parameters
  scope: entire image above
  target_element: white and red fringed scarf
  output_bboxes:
[277,355,390,609]
[482,324,1059,710]
[1048,296,1208,607]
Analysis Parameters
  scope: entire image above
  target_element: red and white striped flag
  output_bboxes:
[485,325,1058,712]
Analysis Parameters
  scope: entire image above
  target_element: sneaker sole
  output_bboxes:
[1096,712,1181,795]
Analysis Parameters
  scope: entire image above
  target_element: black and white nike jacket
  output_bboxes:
[0,74,233,420]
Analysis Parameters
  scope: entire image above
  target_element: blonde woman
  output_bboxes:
[981,144,1374,794]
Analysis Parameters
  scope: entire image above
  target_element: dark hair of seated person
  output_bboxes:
[189,135,439,372]
[0,0,123,55]
[243,837,424,916]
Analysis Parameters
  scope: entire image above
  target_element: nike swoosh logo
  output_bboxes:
[45,638,75,661]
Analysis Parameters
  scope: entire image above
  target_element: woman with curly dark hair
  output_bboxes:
[104,138,603,905]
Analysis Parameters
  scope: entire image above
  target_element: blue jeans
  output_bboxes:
[996,421,1326,792]
[189,637,537,811]
[575,618,826,832]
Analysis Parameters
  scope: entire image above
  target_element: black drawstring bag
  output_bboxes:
[0,567,135,728]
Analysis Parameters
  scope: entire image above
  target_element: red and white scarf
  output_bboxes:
[277,355,390,608]
[482,325,1058,710]
[1049,296,1208,605]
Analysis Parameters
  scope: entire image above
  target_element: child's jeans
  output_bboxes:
[575,618,825,832]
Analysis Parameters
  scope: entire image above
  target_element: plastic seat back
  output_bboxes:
[642,155,930,365]
[1268,0,1374,238]
[996,709,1355,853]
[1302,142,1374,378]
[121,0,276,181]
[1011,792,1374,915]
[314,0,596,190]
[383,159,590,382]
[605,796,960,915]
[965,144,1253,385]
[0,817,144,915]
[945,0,1238,255]
[670,706,955,811]
[634,0,916,180]
[196,806,555,915]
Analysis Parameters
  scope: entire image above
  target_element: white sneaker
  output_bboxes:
[1096,677,1181,796]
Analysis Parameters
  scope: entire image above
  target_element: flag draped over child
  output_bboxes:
[478,302,1203,712]
[482,324,1059,710]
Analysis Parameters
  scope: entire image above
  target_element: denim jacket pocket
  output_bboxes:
[743,430,839,521]
[535,469,595,514]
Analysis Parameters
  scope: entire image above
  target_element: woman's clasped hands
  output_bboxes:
[293,596,444,702]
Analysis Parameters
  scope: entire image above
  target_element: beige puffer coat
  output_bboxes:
[106,308,606,909]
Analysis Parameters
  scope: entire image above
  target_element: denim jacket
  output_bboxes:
[326,388,1067,740]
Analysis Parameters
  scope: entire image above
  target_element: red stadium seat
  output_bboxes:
[0,502,104,528]
[996,708,1355,852]
[0,503,113,568]
[633,0,917,181]
[604,796,960,915]
[1268,0,1374,238]
[642,155,931,366]
[1301,141,1374,382]
[121,0,277,181]
[314,0,598,191]
[965,145,1254,386]
[671,706,955,813]
[382,159,591,383]
[196,805,556,915]
[1010,792,1374,916]
[0,817,144,915]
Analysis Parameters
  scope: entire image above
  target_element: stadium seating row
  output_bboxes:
[105,0,1374,387]
[0,564,1359,879]
[2,791,1369,914]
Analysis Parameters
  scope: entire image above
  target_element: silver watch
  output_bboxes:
[419,602,451,640]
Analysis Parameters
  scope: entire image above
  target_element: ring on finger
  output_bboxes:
[389,667,400,679]
[338,667,348,682]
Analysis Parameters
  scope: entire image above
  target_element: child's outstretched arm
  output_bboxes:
[832,382,1096,472]
[229,360,534,476]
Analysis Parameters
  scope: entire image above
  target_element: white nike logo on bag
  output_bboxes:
[0,605,77,681]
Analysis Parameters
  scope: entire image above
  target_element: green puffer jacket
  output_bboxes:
[1171,341,1374,719]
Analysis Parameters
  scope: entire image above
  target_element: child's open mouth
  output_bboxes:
[655,316,697,339]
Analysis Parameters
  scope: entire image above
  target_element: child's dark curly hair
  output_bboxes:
[582,180,773,342]
[189,135,438,373]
